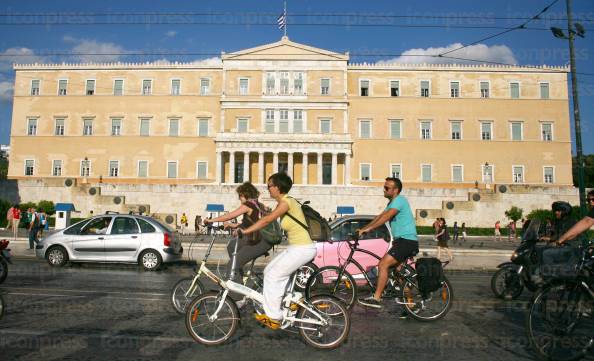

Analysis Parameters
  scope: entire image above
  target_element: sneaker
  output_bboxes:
[357,296,383,309]
[399,310,409,319]
[254,313,280,330]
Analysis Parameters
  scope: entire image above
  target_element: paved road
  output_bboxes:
[2,259,591,361]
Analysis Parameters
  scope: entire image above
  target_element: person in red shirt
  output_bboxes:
[11,205,21,241]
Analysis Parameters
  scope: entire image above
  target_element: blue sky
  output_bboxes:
[1,0,593,153]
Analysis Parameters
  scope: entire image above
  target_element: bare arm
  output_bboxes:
[241,200,289,235]
[558,217,594,245]
[206,205,250,223]
[358,208,397,236]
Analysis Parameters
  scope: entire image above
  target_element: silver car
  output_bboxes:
[35,213,183,271]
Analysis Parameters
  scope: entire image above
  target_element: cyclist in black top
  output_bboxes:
[557,190,594,246]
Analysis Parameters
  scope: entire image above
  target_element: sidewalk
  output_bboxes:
[5,235,514,271]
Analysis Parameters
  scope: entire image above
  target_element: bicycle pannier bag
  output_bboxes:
[415,257,444,297]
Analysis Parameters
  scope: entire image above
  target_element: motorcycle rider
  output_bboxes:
[540,201,577,244]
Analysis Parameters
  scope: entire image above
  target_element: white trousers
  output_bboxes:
[263,244,316,320]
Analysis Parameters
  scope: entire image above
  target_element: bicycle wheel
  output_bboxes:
[526,281,594,361]
[185,291,240,346]
[305,266,357,309]
[491,266,524,300]
[295,262,318,291]
[401,277,454,321]
[171,277,205,315]
[297,295,351,350]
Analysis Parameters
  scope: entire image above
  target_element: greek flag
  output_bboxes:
[277,12,286,30]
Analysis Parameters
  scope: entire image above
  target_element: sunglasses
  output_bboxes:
[383,186,393,191]
[267,184,276,189]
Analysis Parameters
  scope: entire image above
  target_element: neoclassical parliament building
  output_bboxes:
[6,37,576,225]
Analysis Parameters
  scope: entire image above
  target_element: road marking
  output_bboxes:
[4,286,168,297]
[0,328,193,343]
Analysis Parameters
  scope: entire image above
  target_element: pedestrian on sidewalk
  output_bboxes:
[507,221,513,241]
[38,209,47,238]
[436,218,453,262]
[460,222,467,242]
[6,205,14,231]
[28,207,40,250]
[494,221,502,242]
[452,221,459,244]
[180,213,188,235]
[11,205,20,241]
[432,218,440,242]
[194,215,202,234]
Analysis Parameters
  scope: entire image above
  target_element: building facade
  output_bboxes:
[6,37,576,226]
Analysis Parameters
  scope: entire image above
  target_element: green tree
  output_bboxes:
[505,206,524,223]
[0,157,7,180]
[37,200,56,215]
[572,154,594,188]
[0,198,11,227]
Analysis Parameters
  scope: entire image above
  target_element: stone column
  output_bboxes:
[302,152,309,185]
[215,151,222,184]
[344,153,351,185]
[317,153,323,185]
[287,152,294,178]
[258,152,264,184]
[243,151,249,182]
[273,152,279,174]
[229,151,235,184]
[331,152,338,185]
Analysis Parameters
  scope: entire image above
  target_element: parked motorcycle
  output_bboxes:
[490,220,545,300]
[0,239,12,284]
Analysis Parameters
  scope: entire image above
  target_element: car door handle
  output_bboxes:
[98,237,104,240]
[131,236,138,239]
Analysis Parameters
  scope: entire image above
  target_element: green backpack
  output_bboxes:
[250,201,283,245]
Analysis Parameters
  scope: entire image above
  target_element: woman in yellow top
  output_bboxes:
[238,172,316,329]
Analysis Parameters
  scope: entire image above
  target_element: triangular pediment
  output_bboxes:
[222,36,348,61]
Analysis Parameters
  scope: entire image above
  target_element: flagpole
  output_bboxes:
[284,1,287,37]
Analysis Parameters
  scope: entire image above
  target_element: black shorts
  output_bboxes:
[387,238,419,263]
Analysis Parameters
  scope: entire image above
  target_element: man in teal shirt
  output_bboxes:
[357,177,418,309]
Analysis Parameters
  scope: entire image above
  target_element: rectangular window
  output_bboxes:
[511,122,523,141]
[420,121,432,140]
[452,165,463,182]
[25,160,34,176]
[481,122,492,140]
[513,166,524,183]
[321,78,330,95]
[86,80,95,95]
[480,81,490,98]
[27,118,37,136]
[139,118,150,136]
[167,161,177,179]
[510,82,520,98]
[54,118,65,136]
[239,78,249,95]
[451,121,462,140]
[58,79,67,95]
[266,72,275,95]
[169,119,179,136]
[198,119,209,136]
[359,120,371,139]
[279,109,289,133]
[200,78,210,95]
[142,80,152,95]
[360,80,369,96]
[197,161,208,179]
[483,164,494,183]
[540,82,550,99]
[237,118,248,133]
[52,160,62,176]
[450,81,460,98]
[265,110,275,133]
[113,79,124,96]
[390,164,401,179]
[293,110,303,133]
[422,164,432,182]
[31,80,40,95]
[420,80,430,97]
[541,123,553,141]
[109,161,119,177]
[360,163,371,181]
[279,72,289,95]
[138,160,148,178]
[544,166,554,184]
[171,79,181,95]
[111,119,122,136]
[80,159,91,177]
[83,118,93,136]
[320,119,331,134]
[390,80,400,97]
[390,120,401,139]
[293,72,303,95]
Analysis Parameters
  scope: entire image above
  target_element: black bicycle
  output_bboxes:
[525,243,594,361]
[305,235,453,321]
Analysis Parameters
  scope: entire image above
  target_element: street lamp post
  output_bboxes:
[551,0,587,216]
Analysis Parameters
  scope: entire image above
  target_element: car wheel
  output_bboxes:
[46,246,68,267]
[139,249,162,271]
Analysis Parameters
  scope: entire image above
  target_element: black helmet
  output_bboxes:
[551,201,572,217]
